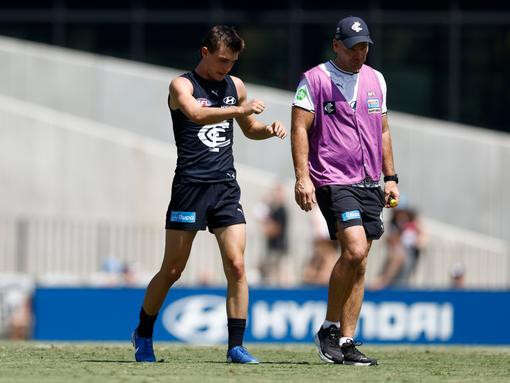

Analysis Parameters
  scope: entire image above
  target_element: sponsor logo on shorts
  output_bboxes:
[367,98,381,114]
[341,210,361,221]
[170,211,196,223]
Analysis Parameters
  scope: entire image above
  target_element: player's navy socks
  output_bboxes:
[136,307,158,338]
[227,318,246,350]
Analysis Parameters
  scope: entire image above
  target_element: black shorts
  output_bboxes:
[315,185,385,241]
[165,178,246,232]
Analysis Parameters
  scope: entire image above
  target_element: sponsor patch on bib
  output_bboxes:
[367,98,381,114]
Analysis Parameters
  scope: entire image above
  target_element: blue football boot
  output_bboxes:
[226,346,259,364]
[131,330,156,362]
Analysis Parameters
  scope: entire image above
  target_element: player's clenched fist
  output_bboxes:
[266,121,287,139]
[242,99,265,115]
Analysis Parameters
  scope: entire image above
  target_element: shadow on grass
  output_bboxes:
[83,360,322,366]
[83,359,167,363]
[203,361,319,365]
[260,361,315,365]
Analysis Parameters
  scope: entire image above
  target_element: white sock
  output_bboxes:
[340,336,353,346]
[321,320,340,329]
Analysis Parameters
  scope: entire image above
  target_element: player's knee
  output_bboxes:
[225,258,246,281]
[342,245,368,266]
[160,264,184,283]
[356,257,368,275]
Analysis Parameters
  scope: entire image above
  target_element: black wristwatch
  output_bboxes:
[384,174,399,184]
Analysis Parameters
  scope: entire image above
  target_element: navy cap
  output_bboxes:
[334,16,373,48]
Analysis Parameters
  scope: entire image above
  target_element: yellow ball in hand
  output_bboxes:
[389,198,398,208]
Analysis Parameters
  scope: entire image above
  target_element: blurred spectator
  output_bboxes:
[8,294,32,340]
[450,262,466,289]
[121,263,138,286]
[0,276,33,340]
[302,207,338,285]
[255,183,289,285]
[101,256,124,274]
[92,256,139,286]
[371,207,426,290]
[197,270,215,286]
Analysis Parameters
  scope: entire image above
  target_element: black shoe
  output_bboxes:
[341,339,378,366]
[314,325,344,364]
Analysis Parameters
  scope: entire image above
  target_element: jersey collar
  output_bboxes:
[329,60,358,75]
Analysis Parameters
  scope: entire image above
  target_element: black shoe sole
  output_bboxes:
[343,360,378,366]
[314,333,343,364]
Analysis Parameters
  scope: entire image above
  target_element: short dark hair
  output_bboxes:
[202,25,245,54]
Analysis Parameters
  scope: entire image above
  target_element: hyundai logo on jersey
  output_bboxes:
[223,96,236,105]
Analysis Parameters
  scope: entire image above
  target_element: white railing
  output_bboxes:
[1,38,509,288]
[411,219,510,289]
[0,214,508,288]
[2,36,510,241]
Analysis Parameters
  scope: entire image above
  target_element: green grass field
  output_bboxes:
[1,342,509,383]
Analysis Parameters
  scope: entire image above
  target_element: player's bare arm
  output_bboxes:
[381,114,400,207]
[232,76,287,140]
[169,76,257,125]
[291,106,316,212]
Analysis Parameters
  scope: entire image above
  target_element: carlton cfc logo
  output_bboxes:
[197,122,231,152]
[351,21,363,33]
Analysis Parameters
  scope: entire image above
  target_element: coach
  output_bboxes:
[291,16,399,366]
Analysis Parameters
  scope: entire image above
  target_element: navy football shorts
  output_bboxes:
[315,185,385,241]
[165,178,246,232]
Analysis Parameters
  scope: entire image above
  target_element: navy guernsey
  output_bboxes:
[170,71,239,183]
